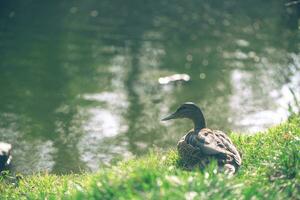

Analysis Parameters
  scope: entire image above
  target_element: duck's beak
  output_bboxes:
[161,112,178,121]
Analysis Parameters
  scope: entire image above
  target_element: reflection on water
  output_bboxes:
[0,0,299,173]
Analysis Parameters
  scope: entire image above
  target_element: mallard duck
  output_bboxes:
[162,102,242,174]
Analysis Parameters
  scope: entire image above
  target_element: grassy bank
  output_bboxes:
[1,116,300,200]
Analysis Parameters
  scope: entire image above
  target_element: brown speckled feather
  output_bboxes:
[177,131,209,169]
[177,128,242,173]
[196,128,242,167]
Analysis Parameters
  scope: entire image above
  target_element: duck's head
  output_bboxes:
[161,102,206,130]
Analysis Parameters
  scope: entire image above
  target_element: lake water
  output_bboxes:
[0,0,299,174]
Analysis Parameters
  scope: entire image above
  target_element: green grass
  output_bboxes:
[1,116,300,200]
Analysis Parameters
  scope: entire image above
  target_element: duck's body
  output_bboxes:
[177,128,241,173]
[162,102,242,174]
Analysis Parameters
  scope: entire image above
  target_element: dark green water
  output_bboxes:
[0,0,299,173]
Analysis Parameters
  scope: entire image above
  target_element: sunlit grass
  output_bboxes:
[1,116,299,199]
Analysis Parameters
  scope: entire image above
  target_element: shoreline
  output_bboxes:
[1,116,299,199]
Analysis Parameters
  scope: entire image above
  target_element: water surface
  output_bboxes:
[0,0,299,173]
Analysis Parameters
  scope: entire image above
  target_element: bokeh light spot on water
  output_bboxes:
[199,73,206,79]
[70,7,78,14]
[186,54,193,62]
[90,10,98,17]
[223,19,230,26]
[202,59,209,66]
[9,11,15,18]
[236,39,249,47]
[248,51,260,62]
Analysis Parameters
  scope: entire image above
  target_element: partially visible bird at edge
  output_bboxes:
[162,102,242,175]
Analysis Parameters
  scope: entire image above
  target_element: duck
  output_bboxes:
[0,142,12,171]
[162,102,242,174]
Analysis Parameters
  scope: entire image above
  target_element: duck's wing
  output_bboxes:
[177,130,202,156]
[177,130,206,167]
[213,130,242,166]
[195,129,242,166]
